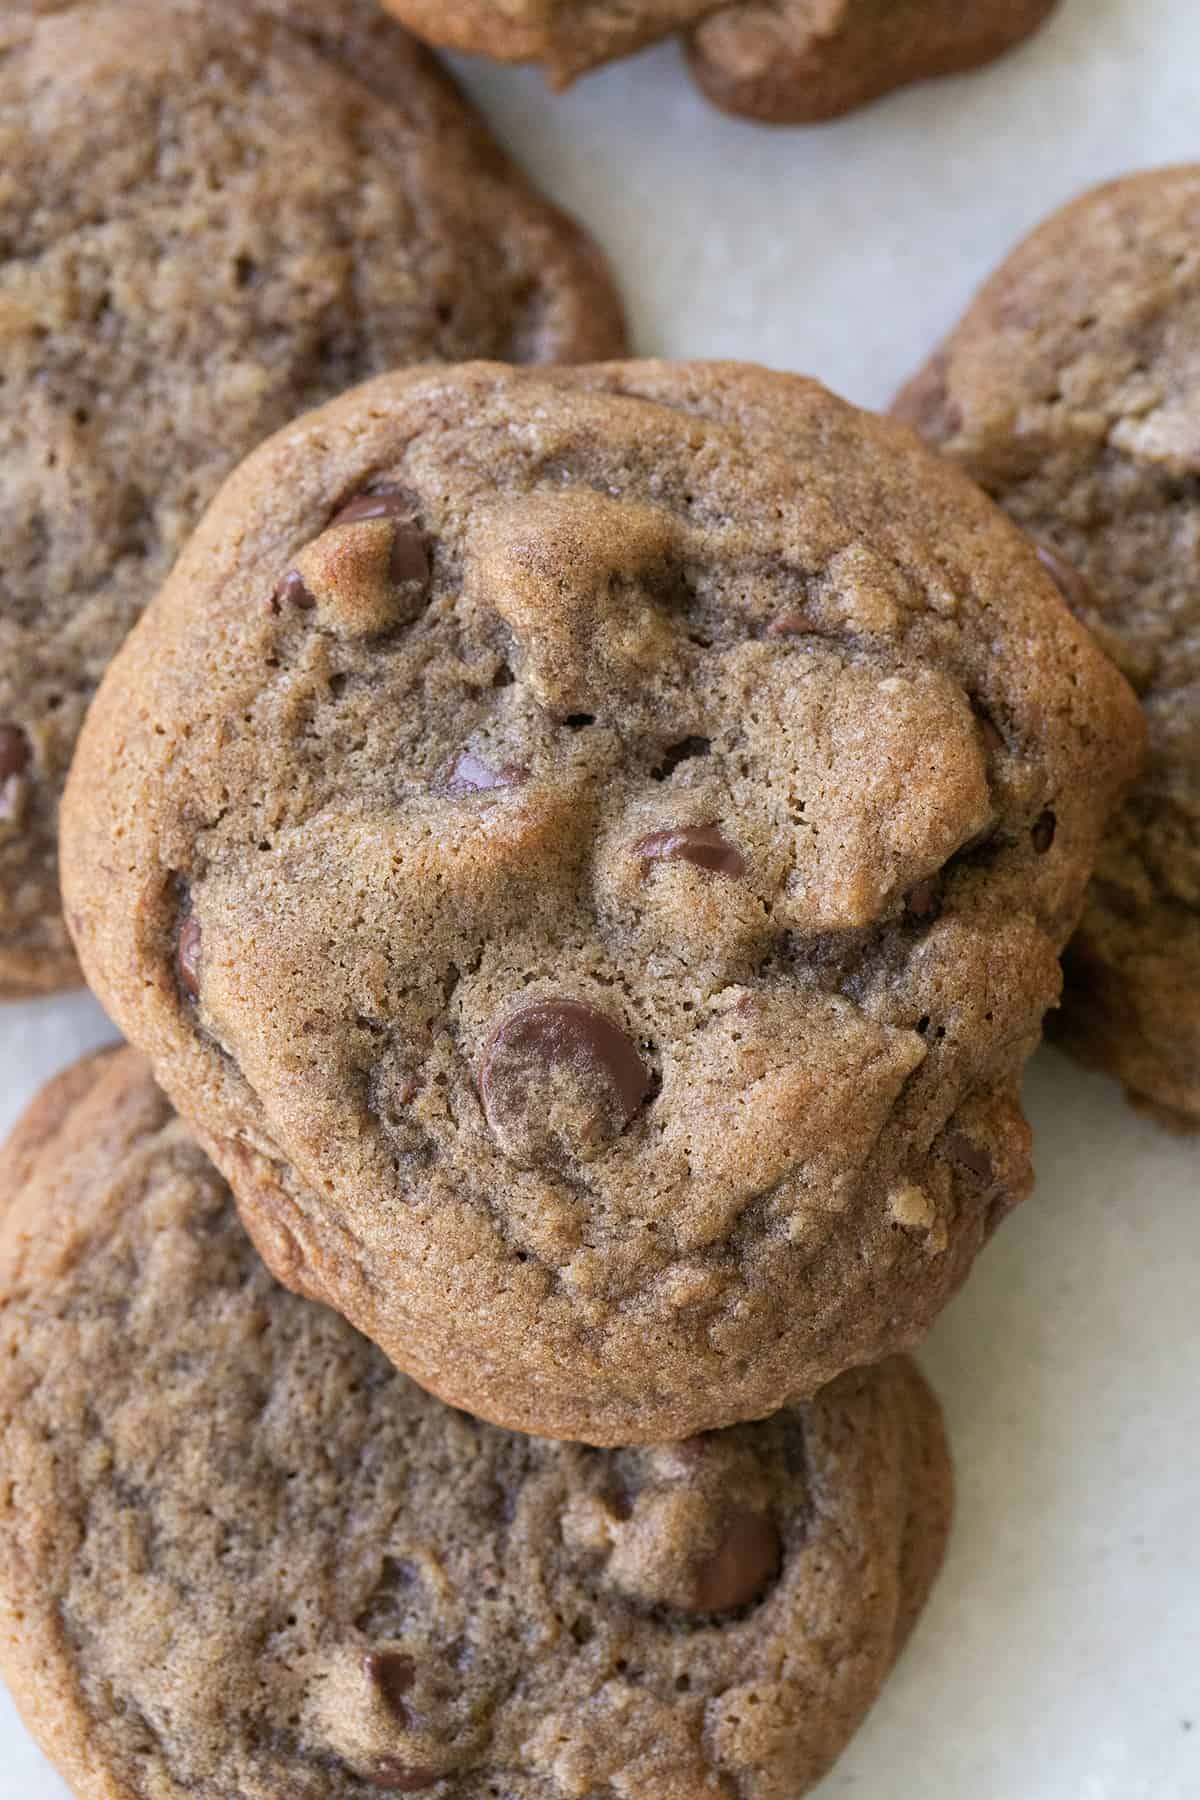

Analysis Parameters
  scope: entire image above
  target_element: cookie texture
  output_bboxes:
[0,0,626,999]
[61,359,1143,1443]
[0,1048,952,1800]
[894,168,1200,1125]
[383,0,1057,118]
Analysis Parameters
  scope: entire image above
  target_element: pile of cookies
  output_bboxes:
[1,2,1195,1797]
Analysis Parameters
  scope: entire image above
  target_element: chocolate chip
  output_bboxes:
[684,1509,781,1615]
[634,824,746,878]
[1031,809,1056,854]
[904,877,939,919]
[1035,543,1093,614]
[448,751,528,794]
[372,1762,443,1793]
[945,1131,993,1187]
[365,1651,416,1724]
[269,569,315,613]
[330,489,429,589]
[480,999,651,1163]
[177,916,202,999]
[0,724,30,782]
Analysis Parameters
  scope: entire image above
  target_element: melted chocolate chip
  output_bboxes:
[945,1131,993,1187]
[365,1651,417,1723]
[177,916,202,999]
[0,724,30,782]
[269,569,315,613]
[1035,543,1093,615]
[684,1509,781,1615]
[480,999,651,1161]
[634,824,746,878]
[372,1762,443,1793]
[448,751,528,795]
[330,489,429,589]
[1031,809,1057,854]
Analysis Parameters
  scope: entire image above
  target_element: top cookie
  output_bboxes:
[0,0,626,998]
[894,167,1200,1125]
[384,0,1058,122]
[0,1047,951,1800]
[62,359,1143,1444]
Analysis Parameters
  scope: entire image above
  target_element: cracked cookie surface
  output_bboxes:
[894,168,1200,1126]
[62,359,1142,1442]
[0,0,626,998]
[382,0,1058,121]
[0,1048,952,1800]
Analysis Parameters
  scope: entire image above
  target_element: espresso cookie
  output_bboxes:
[0,0,626,999]
[62,359,1142,1443]
[384,0,1057,120]
[0,1048,952,1800]
[894,168,1200,1126]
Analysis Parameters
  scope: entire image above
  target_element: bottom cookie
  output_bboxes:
[0,1049,952,1800]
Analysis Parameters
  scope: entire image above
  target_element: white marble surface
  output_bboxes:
[2,0,1198,1791]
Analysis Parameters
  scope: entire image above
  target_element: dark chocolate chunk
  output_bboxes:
[684,1509,781,1615]
[177,916,202,999]
[480,999,651,1164]
[634,824,746,879]
[330,489,429,589]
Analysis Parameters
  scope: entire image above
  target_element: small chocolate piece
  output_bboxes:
[634,825,746,878]
[480,999,651,1162]
[944,1131,993,1187]
[685,1508,781,1615]
[372,1762,443,1793]
[1031,810,1057,854]
[330,490,429,589]
[0,724,30,782]
[269,570,315,613]
[448,751,529,795]
[1036,543,1093,614]
[365,1651,416,1723]
[177,917,202,999]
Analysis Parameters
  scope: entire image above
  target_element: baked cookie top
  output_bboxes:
[383,0,1058,120]
[62,359,1142,1442]
[0,0,625,998]
[0,1048,952,1800]
[894,167,1200,1124]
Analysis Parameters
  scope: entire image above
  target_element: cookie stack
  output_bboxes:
[0,2,1189,1797]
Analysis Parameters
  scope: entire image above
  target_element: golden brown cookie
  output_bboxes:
[383,0,1058,120]
[61,359,1142,1443]
[894,168,1200,1127]
[0,0,626,999]
[0,1048,952,1800]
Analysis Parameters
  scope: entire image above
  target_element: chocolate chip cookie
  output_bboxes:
[0,1048,953,1800]
[384,0,1058,121]
[0,0,626,999]
[61,359,1142,1443]
[894,168,1200,1126]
